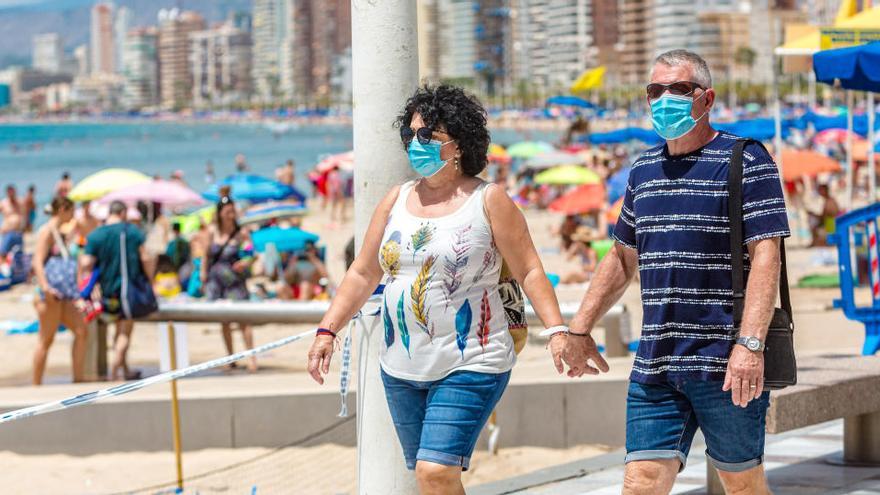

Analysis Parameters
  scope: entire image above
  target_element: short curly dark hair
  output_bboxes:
[395,85,490,177]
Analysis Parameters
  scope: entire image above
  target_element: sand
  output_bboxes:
[0,200,866,494]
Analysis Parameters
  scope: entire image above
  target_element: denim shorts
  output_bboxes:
[625,380,769,472]
[380,368,511,471]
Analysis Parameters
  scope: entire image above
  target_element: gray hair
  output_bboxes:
[109,200,128,217]
[651,50,712,88]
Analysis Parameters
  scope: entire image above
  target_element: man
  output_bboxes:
[22,185,36,233]
[808,183,839,247]
[0,185,24,257]
[560,50,789,495]
[55,171,73,198]
[235,153,249,172]
[81,201,154,381]
[276,159,295,186]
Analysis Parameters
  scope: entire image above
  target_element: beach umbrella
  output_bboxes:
[546,95,597,109]
[776,149,843,181]
[524,151,587,169]
[172,206,214,235]
[204,174,306,203]
[240,201,308,226]
[548,184,606,214]
[607,196,625,224]
[606,168,630,203]
[535,166,601,186]
[813,128,865,146]
[507,141,555,159]
[488,143,511,164]
[316,151,354,173]
[252,226,320,253]
[69,168,152,202]
[97,179,205,209]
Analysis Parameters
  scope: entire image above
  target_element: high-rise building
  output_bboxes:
[74,44,90,76]
[190,23,253,107]
[121,27,159,109]
[417,0,442,82]
[32,33,64,73]
[158,9,205,109]
[592,0,620,84]
[474,0,510,96]
[546,0,594,89]
[90,2,116,75]
[114,6,132,74]
[618,0,653,85]
[287,0,352,105]
[510,0,551,88]
[252,0,290,101]
[437,0,477,81]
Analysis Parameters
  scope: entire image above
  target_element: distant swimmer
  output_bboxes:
[55,171,73,198]
[276,159,295,186]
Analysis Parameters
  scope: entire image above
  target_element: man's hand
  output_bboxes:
[722,344,764,407]
[561,333,610,378]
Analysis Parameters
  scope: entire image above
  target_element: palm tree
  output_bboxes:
[733,46,758,106]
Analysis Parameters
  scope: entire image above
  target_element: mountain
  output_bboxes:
[0,0,252,67]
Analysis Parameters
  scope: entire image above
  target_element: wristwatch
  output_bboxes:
[736,335,765,352]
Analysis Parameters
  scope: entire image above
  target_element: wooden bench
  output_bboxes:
[707,354,880,493]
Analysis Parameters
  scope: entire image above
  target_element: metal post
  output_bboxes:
[772,52,784,173]
[97,319,108,379]
[167,322,184,491]
[847,90,855,210]
[352,1,419,493]
[868,92,876,203]
[844,412,880,465]
[808,70,816,110]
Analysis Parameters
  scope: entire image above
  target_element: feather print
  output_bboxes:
[410,223,436,261]
[396,292,410,357]
[472,242,498,284]
[383,297,395,348]
[477,289,492,351]
[443,225,472,307]
[379,231,402,281]
[455,300,473,358]
[410,254,437,340]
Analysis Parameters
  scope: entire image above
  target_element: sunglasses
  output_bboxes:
[400,126,449,146]
[646,81,705,101]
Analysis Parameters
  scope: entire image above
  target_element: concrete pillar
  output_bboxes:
[351,1,419,494]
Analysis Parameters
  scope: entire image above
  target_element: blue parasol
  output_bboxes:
[203,174,306,203]
[546,96,597,109]
[252,227,320,253]
[813,42,880,93]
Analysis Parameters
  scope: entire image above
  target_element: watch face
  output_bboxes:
[747,339,761,351]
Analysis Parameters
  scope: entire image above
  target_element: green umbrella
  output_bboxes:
[173,206,214,236]
[534,165,601,185]
[507,141,555,159]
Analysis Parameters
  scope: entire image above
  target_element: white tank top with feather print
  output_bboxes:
[378,180,515,381]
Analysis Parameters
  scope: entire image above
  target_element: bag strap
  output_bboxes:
[119,225,131,320]
[728,139,793,329]
[49,225,71,260]
[210,226,240,267]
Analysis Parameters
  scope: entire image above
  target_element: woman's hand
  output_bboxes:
[548,333,567,374]
[307,335,335,384]
[232,259,250,273]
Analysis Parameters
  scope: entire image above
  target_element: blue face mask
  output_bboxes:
[650,92,708,141]
[407,138,454,178]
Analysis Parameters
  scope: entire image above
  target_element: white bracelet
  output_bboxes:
[539,325,570,337]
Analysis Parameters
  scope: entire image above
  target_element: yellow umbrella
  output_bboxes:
[69,168,152,202]
[534,166,601,185]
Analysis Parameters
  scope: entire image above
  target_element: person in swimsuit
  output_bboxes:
[307,85,587,494]
[31,197,88,385]
[202,196,257,371]
[0,184,24,257]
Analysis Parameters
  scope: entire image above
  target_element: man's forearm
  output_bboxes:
[739,244,781,340]
[569,245,636,334]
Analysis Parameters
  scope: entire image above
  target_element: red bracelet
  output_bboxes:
[316,328,337,338]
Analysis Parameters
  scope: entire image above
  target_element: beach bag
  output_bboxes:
[729,139,796,390]
[120,225,158,319]
[45,227,79,299]
[499,261,528,354]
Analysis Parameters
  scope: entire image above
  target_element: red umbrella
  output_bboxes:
[548,184,606,214]
[316,151,354,172]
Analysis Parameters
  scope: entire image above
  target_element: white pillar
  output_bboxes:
[352,1,419,494]
[847,90,854,210]
[808,70,817,110]
[869,92,876,203]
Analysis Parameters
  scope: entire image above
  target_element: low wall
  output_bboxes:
[0,377,629,455]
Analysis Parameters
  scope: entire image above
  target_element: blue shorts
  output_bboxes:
[0,231,22,256]
[625,380,769,472]
[380,368,510,471]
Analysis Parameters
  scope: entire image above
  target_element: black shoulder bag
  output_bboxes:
[729,139,797,390]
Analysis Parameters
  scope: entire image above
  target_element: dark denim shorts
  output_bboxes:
[380,368,510,471]
[625,380,770,472]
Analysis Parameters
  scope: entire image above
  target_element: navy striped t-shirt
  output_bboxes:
[612,132,790,384]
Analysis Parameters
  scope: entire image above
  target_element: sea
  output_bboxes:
[0,121,556,216]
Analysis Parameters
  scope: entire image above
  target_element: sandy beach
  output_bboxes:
[0,201,866,494]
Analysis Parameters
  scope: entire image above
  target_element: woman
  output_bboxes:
[307,85,570,494]
[32,196,88,385]
[560,227,599,284]
[202,196,257,371]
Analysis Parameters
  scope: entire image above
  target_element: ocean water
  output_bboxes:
[0,121,556,210]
